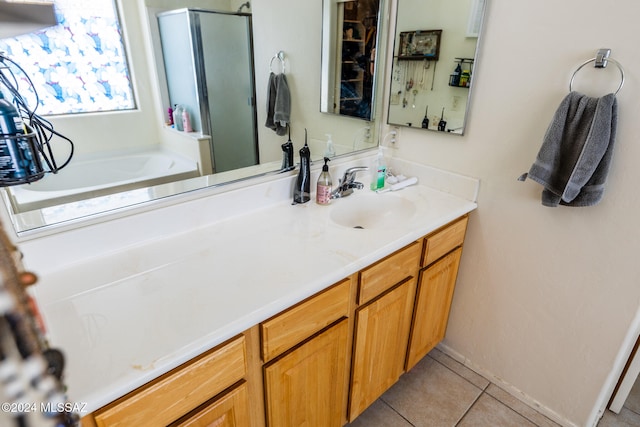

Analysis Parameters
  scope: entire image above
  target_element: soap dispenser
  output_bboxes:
[370,147,387,191]
[293,129,311,204]
[324,134,336,158]
[316,157,332,205]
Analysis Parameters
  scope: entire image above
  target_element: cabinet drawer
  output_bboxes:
[172,382,251,427]
[260,279,351,362]
[358,241,421,305]
[422,216,468,267]
[94,335,246,427]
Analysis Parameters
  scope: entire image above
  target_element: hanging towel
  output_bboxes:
[518,91,618,207]
[265,72,290,136]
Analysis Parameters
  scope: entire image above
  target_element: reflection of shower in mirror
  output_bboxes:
[237,2,250,13]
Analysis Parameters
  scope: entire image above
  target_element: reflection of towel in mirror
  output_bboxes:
[518,91,618,207]
[265,72,290,136]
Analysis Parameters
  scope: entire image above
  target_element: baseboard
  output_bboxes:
[436,343,579,427]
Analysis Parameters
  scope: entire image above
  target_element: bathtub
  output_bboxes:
[6,149,200,212]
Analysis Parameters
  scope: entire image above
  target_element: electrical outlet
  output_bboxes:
[451,95,461,111]
[390,126,399,144]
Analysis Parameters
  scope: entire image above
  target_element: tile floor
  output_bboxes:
[346,348,562,427]
[344,346,640,427]
[598,373,640,427]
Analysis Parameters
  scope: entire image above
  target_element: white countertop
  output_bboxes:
[24,157,478,414]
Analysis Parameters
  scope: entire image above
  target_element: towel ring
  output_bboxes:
[269,51,285,73]
[569,56,625,95]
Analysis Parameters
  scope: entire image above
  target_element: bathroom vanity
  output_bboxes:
[16,157,478,427]
[83,215,468,427]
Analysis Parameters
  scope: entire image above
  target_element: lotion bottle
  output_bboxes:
[182,108,193,132]
[172,105,184,131]
[316,157,332,205]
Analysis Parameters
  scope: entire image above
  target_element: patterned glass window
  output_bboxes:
[0,0,135,115]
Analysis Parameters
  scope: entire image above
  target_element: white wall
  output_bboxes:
[385,1,640,425]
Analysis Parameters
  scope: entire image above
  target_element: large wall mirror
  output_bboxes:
[387,0,486,134]
[1,0,389,236]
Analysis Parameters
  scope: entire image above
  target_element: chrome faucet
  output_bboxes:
[331,166,369,199]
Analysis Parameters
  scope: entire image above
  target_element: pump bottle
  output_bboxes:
[316,157,332,205]
[370,147,386,190]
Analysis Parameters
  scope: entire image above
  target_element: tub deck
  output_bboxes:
[6,150,200,213]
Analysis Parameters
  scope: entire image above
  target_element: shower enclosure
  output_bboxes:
[157,9,258,173]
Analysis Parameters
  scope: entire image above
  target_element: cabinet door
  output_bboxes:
[264,319,349,427]
[349,279,416,420]
[173,382,250,427]
[406,248,462,371]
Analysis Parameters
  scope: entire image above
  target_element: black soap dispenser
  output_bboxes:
[293,129,311,204]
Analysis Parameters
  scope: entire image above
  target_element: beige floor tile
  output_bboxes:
[624,374,640,415]
[457,393,537,427]
[428,348,491,390]
[485,384,562,427]
[380,356,482,427]
[346,400,413,427]
[599,408,640,427]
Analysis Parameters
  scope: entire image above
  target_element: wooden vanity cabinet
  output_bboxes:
[348,242,421,421]
[260,278,355,427]
[83,215,470,427]
[263,319,349,427]
[406,216,468,371]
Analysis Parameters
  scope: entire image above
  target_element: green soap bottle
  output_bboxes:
[370,147,386,190]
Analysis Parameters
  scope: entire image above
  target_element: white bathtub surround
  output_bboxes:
[159,127,213,176]
[16,156,478,414]
[6,148,199,212]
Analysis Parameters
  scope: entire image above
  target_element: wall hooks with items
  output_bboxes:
[569,48,625,95]
[270,51,286,74]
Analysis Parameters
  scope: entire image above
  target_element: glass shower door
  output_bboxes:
[196,11,258,173]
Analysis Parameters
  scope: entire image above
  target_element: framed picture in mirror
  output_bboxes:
[398,29,442,60]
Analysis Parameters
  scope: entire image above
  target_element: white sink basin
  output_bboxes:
[329,192,417,229]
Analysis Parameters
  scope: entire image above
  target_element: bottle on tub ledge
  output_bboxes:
[172,104,184,131]
[182,108,193,132]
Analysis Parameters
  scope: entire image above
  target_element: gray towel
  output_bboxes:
[518,91,618,207]
[265,72,290,136]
